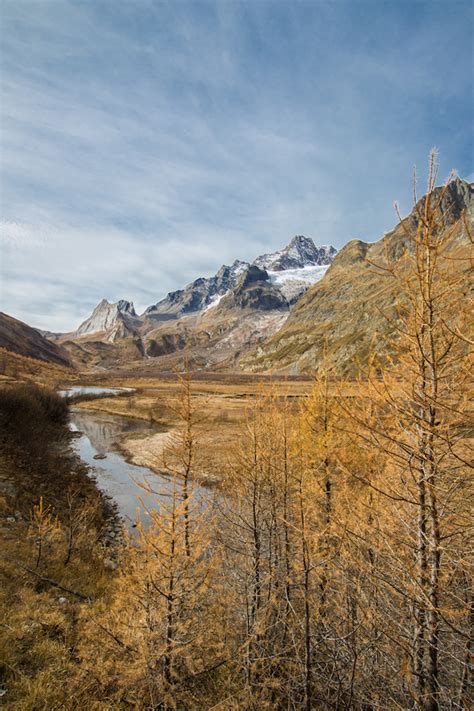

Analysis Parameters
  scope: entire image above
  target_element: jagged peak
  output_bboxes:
[143,237,337,317]
[91,298,135,314]
[449,175,473,188]
[115,299,136,316]
[76,298,137,335]
[253,235,337,272]
[287,235,315,248]
[236,264,269,289]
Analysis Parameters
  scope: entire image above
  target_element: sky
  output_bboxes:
[1,0,473,332]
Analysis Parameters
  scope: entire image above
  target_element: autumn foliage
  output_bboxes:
[1,156,472,709]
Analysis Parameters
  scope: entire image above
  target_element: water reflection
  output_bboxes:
[70,410,205,529]
[60,386,134,397]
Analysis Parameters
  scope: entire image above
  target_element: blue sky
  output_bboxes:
[1,0,473,331]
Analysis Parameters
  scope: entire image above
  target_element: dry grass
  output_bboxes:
[71,374,362,479]
[0,347,76,388]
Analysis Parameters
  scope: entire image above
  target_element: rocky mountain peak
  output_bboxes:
[220,264,288,312]
[237,264,269,289]
[76,298,138,337]
[287,234,317,252]
[115,299,137,316]
[434,176,473,221]
[214,260,249,289]
[253,235,337,271]
[144,259,251,319]
[144,237,337,319]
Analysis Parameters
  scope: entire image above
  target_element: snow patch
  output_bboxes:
[267,264,330,286]
[203,293,226,312]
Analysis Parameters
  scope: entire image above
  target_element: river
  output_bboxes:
[63,387,189,528]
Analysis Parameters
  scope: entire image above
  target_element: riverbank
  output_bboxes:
[0,383,115,528]
[67,375,316,488]
[118,429,172,473]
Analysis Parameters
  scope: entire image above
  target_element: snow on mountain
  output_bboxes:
[144,259,250,318]
[144,237,337,318]
[253,236,337,272]
[58,235,338,369]
[267,264,331,285]
[267,264,330,304]
[203,293,225,312]
[75,237,337,341]
[226,259,248,278]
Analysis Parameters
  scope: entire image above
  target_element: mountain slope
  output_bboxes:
[144,260,249,318]
[56,236,336,369]
[144,236,335,320]
[253,235,336,271]
[0,312,71,367]
[75,299,141,341]
[241,178,473,375]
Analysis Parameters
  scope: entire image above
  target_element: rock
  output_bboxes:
[93,453,107,460]
[200,474,220,486]
[253,236,337,271]
[58,597,68,604]
[220,267,289,311]
[143,237,337,319]
[144,259,249,318]
[6,516,15,523]
[75,298,141,342]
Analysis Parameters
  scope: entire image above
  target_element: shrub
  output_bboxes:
[0,383,69,449]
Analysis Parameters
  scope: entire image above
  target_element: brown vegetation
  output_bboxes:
[0,383,117,707]
[242,172,472,375]
[0,157,472,708]
[0,312,71,367]
[0,346,75,388]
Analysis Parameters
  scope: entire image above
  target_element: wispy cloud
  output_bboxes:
[1,0,472,330]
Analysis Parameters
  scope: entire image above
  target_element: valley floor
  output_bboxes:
[70,373,317,481]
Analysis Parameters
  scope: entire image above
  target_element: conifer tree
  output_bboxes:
[344,152,473,709]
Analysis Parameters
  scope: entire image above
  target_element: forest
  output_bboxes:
[0,161,472,709]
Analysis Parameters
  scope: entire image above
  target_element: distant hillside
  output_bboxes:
[0,312,72,368]
[51,235,336,370]
[241,178,473,375]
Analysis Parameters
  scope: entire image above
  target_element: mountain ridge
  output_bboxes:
[254,236,336,271]
[76,299,141,341]
[40,235,335,370]
[142,235,335,323]
[241,177,473,374]
[0,312,72,367]
[72,235,336,339]
[3,179,469,376]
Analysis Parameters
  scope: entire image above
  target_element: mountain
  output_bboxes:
[144,236,335,320]
[10,180,470,377]
[218,265,289,311]
[253,235,336,271]
[75,299,141,342]
[144,260,249,319]
[0,312,71,367]
[137,265,294,369]
[241,178,473,375]
[55,236,337,369]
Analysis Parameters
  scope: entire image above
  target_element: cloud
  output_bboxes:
[1,0,472,331]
